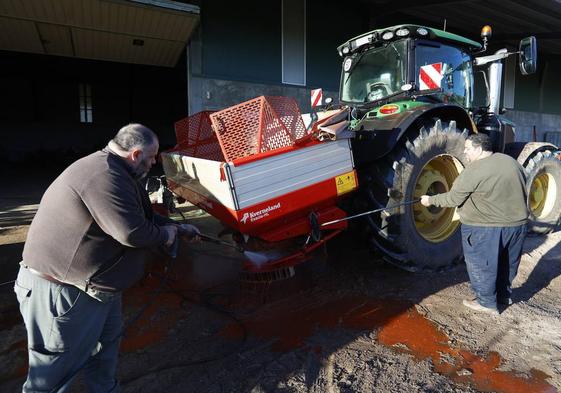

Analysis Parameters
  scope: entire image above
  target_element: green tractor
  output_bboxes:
[336,25,561,270]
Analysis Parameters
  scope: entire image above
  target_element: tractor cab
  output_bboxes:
[338,25,480,112]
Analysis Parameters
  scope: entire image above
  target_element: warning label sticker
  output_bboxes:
[335,171,357,195]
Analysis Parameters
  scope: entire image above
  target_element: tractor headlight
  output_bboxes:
[416,27,429,36]
[382,31,394,40]
[343,57,353,72]
[342,46,350,55]
[396,28,410,37]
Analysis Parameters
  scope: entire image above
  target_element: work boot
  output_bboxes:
[462,299,499,315]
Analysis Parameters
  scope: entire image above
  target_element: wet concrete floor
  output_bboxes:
[0,216,557,392]
[1,248,556,393]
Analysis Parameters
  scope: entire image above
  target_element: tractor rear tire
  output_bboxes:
[525,150,561,234]
[361,119,468,271]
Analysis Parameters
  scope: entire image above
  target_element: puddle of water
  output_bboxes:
[220,295,556,393]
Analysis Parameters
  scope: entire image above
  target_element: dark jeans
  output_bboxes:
[461,224,527,309]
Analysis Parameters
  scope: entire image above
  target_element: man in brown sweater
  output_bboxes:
[421,133,528,315]
[14,124,198,392]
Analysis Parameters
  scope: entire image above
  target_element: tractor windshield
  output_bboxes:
[340,40,408,104]
[415,42,473,108]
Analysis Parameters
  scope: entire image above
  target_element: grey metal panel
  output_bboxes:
[544,131,561,147]
[230,139,354,209]
[282,0,306,86]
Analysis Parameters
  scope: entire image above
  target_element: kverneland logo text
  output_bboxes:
[240,202,281,224]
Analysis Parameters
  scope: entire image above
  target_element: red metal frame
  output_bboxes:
[167,168,356,242]
[243,230,344,273]
[209,96,309,162]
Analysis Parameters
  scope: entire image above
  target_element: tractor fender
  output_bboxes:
[352,103,475,165]
[504,141,559,166]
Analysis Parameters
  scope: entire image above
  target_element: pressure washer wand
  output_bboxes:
[198,233,243,252]
[197,233,271,266]
[321,199,421,227]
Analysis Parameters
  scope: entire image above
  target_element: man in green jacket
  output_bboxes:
[421,133,528,315]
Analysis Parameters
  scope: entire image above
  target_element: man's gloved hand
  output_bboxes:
[160,225,179,258]
[420,195,432,207]
[177,223,201,241]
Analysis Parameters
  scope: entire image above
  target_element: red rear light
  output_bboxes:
[379,104,400,115]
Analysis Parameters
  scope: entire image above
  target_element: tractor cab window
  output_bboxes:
[340,40,407,104]
[415,42,473,107]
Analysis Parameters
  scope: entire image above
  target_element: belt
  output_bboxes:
[22,265,69,286]
[21,264,119,303]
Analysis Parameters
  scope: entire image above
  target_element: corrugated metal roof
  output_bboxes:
[36,23,73,56]
[73,27,185,66]
[0,0,199,67]
[0,16,43,53]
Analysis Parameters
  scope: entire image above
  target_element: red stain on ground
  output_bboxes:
[120,259,194,352]
[378,308,556,393]
[1,253,556,393]
[220,294,556,393]
[0,257,194,382]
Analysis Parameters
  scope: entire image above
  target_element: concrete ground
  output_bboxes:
[1,164,560,393]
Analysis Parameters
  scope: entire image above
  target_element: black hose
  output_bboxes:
[0,279,15,288]
[120,280,248,386]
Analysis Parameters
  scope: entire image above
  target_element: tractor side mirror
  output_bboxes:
[519,36,537,75]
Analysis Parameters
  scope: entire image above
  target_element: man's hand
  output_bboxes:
[420,195,432,207]
[162,225,178,247]
[177,223,201,242]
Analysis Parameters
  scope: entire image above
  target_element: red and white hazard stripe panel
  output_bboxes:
[311,88,323,108]
[419,63,442,90]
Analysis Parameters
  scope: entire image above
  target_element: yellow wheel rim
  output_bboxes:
[413,155,464,243]
[529,172,557,219]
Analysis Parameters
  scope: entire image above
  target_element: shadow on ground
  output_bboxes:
[0,163,559,392]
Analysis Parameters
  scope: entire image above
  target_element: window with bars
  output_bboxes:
[79,83,93,123]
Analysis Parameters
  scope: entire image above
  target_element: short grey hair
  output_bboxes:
[467,133,493,152]
[112,123,158,151]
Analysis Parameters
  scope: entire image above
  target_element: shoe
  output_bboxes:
[462,299,499,315]
[497,298,513,305]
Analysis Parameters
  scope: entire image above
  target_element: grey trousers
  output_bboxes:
[14,266,122,393]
